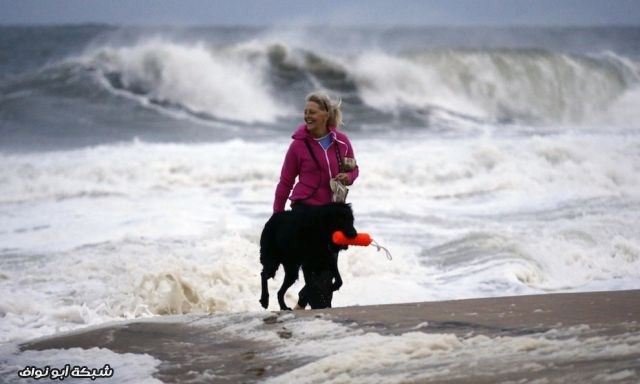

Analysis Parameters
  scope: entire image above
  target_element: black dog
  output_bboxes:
[259,203,357,311]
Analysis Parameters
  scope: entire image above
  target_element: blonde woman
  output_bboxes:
[272,92,359,309]
[273,92,358,212]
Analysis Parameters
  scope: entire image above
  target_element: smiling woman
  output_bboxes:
[273,92,358,213]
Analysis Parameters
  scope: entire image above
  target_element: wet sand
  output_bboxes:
[19,290,640,383]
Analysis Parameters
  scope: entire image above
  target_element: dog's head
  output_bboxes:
[327,203,357,239]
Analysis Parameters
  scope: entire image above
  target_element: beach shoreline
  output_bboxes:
[14,289,640,383]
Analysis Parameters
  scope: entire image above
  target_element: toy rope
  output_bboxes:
[371,239,392,260]
[332,231,392,261]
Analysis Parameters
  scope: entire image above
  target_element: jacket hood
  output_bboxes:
[292,124,337,140]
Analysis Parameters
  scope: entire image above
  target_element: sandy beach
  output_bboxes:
[12,290,640,383]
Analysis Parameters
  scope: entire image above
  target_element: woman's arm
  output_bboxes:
[273,143,299,213]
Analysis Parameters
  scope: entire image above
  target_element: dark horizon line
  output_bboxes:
[1,21,639,29]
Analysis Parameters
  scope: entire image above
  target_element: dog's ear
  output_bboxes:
[344,203,353,215]
[342,204,354,220]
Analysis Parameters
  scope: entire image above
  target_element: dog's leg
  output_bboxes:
[259,270,270,309]
[277,267,298,311]
[330,252,342,291]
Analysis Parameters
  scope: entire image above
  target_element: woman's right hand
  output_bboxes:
[334,173,350,185]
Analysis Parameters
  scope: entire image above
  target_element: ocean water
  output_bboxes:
[1,25,640,345]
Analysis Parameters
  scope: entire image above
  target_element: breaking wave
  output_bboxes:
[2,37,639,127]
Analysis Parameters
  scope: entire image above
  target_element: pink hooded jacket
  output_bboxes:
[273,124,359,213]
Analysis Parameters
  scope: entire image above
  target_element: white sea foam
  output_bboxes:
[267,330,640,384]
[0,343,162,383]
[192,312,640,383]
[1,128,639,343]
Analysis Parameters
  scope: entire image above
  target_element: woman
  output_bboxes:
[273,92,359,309]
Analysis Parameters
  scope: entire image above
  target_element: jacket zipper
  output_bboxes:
[315,141,334,179]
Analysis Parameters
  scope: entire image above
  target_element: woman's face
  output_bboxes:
[304,101,328,134]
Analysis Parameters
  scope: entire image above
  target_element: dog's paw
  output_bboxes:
[280,306,293,311]
[259,296,269,309]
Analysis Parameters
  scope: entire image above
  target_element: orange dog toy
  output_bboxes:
[332,231,372,246]
[332,231,392,260]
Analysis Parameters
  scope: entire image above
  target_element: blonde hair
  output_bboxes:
[306,92,343,127]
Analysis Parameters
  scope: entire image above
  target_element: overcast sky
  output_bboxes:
[2,0,640,27]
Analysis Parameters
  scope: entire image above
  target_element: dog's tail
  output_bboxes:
[259,218,280,279]
[259,218,275,263]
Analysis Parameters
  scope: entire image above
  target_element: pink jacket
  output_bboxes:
[273,124,359,212]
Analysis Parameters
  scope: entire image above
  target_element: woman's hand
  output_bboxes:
[335,173,350,185]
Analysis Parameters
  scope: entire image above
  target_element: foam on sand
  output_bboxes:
[14,290,640,383]
[1,343,162,384]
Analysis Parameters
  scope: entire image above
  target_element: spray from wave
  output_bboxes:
[77,38,640,126]
[4,36,638,131]
[82,39,292,124]
[349,49,639,124]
